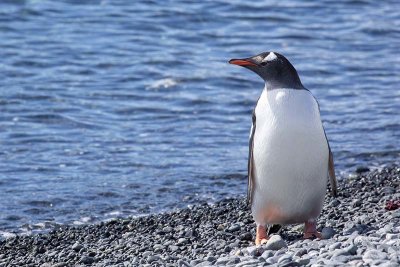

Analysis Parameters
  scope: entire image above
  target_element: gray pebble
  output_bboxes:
[205,256,216,262]
[177,259,191,267]
[321,227,336,239]
[345,244,358,255]
[328,242,341,251]
[190,259,203,266]
[363,249,388,263]
[391,210,400,219]
[378,262,400,267]
[381,187,395,194]
[261,250,274,259]
[385,233,399,240]
[239,232,253,241]
[227,256,240,264]
[80,256,95,264]
[169,245,179,252]
[177,238,188,245]
[352,199,362,207]
[236,259,263,267]
[330,199,341,207]
[153,244,164,252]
[215,256,230,265]
[72,242,83,252]
[296,257,310,265]
[332,248,349,257]
[142,251,152,257]
[147,255,161,263]
[294,248,307,257]
[195,261,213,267]
[277,254,292,263]
[227,224,241,232]
[264,235,287,250]
[246,246,264,256]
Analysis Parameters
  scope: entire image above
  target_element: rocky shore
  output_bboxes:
[1,166,400,267]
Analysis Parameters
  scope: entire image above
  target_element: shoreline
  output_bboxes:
[1,166,400,266]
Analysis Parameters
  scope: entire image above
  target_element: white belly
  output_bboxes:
[252,88,329,225]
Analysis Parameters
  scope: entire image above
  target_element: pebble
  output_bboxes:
[321,227,336,239]
[227,257,240,264]
[293,248,307,257]
[80,256,95,264]
[147,255,162,263]
[277,254,292,263]
[391,210,400,219]
[228,224,241,232]
[328,242,341,251]
[177,238,188,245]
[215,256,230,265]
[261,250,274,259]
[0,166,399,267]
[72,242,83,252]
[169,245,179,252]
[239,232,252,241]
[264,235,287,250]
[362,249,388,263]
[297,258,310,265]
[345,244,358,255]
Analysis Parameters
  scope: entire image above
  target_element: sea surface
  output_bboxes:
[0,0,399,237]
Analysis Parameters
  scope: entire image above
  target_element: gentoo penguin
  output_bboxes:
[229,52,337,245]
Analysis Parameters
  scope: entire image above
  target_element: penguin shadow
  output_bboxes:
[268,224,305,242]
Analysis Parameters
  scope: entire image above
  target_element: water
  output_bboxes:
[0,0,399,236]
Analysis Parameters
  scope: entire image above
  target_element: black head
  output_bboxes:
[229,52,304,90]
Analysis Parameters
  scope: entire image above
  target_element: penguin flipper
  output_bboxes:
[247,110,256,205]
[328,147,338,197]
[318,104,338,197]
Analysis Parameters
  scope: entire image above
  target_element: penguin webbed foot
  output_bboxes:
[303,220,322,239]
[255,225,269,245]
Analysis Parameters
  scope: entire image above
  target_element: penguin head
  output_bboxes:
[229,52,304,89]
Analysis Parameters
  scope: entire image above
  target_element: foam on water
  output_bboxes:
[147,78,179,90]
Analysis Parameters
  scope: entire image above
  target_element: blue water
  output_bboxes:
[0,0,399,236]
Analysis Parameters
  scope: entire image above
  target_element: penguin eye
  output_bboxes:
[260,61,268,66]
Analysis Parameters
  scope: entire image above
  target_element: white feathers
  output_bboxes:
[262,52,277,63]
[251,88,329,225]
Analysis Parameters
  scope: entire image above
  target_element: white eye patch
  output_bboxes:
[262,52,277,63]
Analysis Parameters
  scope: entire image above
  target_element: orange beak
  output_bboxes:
[229,58,258,66]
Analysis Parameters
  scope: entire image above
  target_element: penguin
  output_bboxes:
[229,52,337,245]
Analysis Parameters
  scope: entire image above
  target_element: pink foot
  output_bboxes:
[255,225,269,245]
[303,220,322,239]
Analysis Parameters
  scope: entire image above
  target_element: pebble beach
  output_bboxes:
[1,165,400,266]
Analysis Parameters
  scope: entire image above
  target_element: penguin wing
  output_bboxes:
[328,144,338,197]
[323,127,338,197]
[313,95,338,197]
[247,109,256,205]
